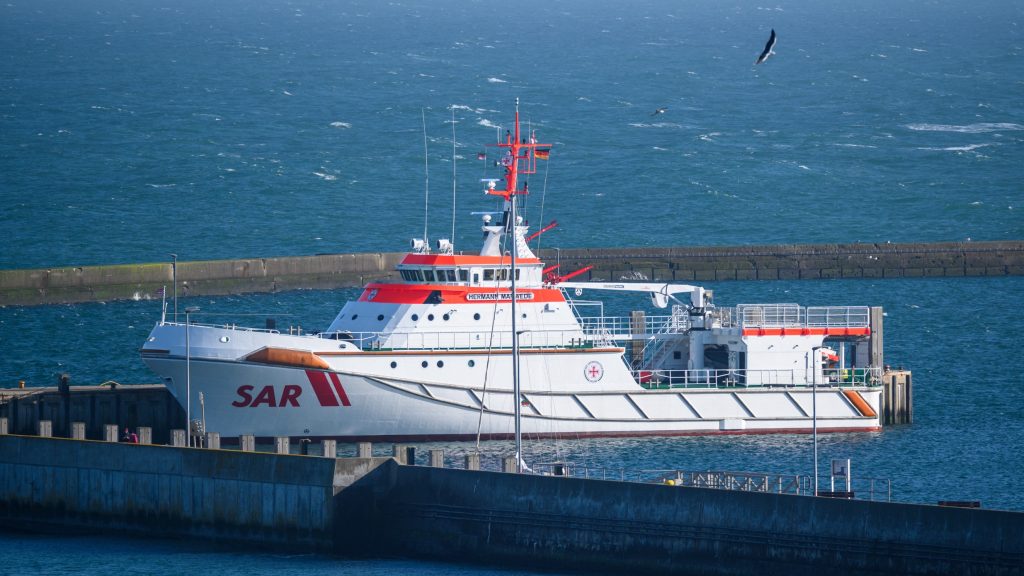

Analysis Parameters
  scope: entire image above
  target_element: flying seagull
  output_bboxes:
[651,107,668,117]
[755,29,776,65]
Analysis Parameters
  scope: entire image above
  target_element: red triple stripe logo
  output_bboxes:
[305,370,352,407]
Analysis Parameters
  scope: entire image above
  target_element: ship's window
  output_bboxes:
[515,269,521,280]
[522,313,527,319]
[377,314,384,321]
[483,269,494,281]
[390,361,397,368]
[472,273,480,283]
[442,313,450,321]
[420,269,432,282]
[415,270,425,282]
[498,268,508,281]
[411,314,419,321]
[219,336,229,343]
[473,313,481,320]
[468,359,476,367]
[445,270,456,282]
[421,361,428,368]
[428,314,435,321]
[437,360,444,368]
[459,270,469,282]
[673,351,682,360]
[352,314,359,320]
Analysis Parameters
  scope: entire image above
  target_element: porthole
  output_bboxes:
[437,360,444,368]
[442,313,450,321]
[468,359,476,367]
[522,313,527,319]
[352,314,359,320]
[377,314,384,321]
[473,313,481,321]
[428,314,435,321]
[411,314,419,321]
[390,361,397,369]
[219,336,230,343]
[421,361,428,368]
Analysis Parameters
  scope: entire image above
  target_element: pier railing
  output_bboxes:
[530,463,892,502]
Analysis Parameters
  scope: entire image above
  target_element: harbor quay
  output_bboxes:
[1,431,1022,575]
[0,240,1021,306]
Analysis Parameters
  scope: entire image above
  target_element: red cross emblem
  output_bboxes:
[584,361,604,382]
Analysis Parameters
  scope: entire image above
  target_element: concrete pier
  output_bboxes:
[1,240,1021,306]
[1,433,1021,575]
[0,384,182,444]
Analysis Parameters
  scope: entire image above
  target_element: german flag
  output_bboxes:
[534,148,550,160]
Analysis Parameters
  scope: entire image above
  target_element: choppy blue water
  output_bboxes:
[1,0,1023,573]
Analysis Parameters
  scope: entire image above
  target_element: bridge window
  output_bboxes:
[459,270,469,282]
[483,269,494,281]
[415,270,425,282]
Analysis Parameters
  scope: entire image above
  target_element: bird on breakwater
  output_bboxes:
[755,29,777,64]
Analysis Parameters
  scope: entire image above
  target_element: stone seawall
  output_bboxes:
[1,240,1021,306]
[2,435,1021,575]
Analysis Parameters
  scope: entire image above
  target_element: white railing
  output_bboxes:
[578,312,690,338]
[718,304,870,329]
[632,367,882,388]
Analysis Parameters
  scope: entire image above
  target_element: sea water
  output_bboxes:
[1,0,1022,573]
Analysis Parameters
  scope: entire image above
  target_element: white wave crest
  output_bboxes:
[313,171,337,181]
[478,119,501,129]
[917,143,996,152]
[905,122,1024,133]
[330,121,351,128]
[487,77,507,84]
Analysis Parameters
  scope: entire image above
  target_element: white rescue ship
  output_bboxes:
[141,105,884,441]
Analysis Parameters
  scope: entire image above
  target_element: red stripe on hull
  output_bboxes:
[305,370,340,407]
[328,372,352,407]
[742,327,871,337]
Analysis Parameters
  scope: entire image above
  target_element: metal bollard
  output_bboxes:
[137,427,152,445]
[321,439,337,458]
[105,424,120,443]
[464,453,480,471]
[37,420,53,438]
[502,456,517,473]
[429,449,445,468]
[392,444,406,464]
[171,429,187,447]
[239,434,255,452]
[274,436,289,455]
[206,432,220,450]
[71,422,86,440]
[357,441,372,458]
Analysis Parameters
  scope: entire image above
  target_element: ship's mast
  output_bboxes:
[486,98,550,473]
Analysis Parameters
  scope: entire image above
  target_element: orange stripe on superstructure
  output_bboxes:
[360,283,565,304]
[244,347,331,370]
[400,254,542,266]
[741,327,871,337]
[842,390,877,418]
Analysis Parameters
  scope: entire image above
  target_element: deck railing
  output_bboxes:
[720,304,871,329]
[631,366,882,388]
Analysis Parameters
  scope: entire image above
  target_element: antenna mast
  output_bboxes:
[485,98,551,473]
[422,108,429,249]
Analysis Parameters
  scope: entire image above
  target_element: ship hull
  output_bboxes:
[144,354,882,440]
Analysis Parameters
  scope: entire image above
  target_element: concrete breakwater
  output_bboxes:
[1,240,1022,306]
[2,433,1022,575]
